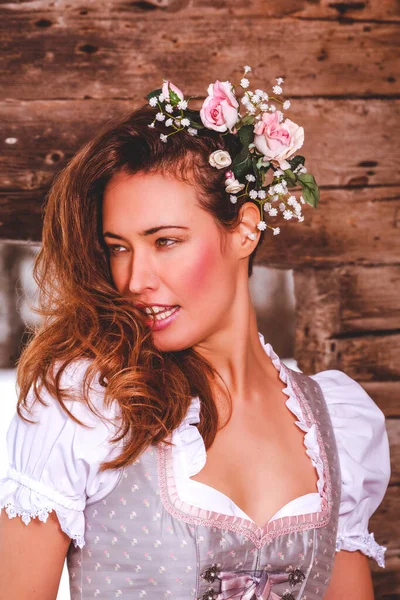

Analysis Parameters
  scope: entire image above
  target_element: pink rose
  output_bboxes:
[200,80,239,133]
[162,80,184,102]
[253,112,304,169]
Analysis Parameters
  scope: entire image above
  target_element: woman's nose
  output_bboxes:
[128,253,159,295]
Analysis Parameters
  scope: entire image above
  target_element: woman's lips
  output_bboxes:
[146,306,180,331]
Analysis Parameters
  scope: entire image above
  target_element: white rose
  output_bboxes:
[209,150,232,169]
[225,177,245,194]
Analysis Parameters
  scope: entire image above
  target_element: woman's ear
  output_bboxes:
[235,202,262,257]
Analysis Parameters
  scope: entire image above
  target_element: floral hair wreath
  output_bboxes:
[145,65,319,238]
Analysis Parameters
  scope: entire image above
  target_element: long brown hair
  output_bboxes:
[16,104,265,472]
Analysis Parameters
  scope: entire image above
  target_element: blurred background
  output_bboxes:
[0,0,399,597]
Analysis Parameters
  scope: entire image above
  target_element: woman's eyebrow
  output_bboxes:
[103,225,189,240]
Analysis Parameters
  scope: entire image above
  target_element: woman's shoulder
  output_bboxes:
[0,358,123,549]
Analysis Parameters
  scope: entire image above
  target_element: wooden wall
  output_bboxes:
[1,0,399,596]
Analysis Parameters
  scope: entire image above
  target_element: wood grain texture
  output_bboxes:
[0,11,398,100]
[1,1,399,594]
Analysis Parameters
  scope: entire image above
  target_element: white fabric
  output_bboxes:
[0,334,391,567]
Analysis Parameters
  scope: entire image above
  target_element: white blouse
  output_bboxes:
[0,332,391,568]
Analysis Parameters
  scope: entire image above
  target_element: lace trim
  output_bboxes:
[0,500,85,549]
[336,531,386,568]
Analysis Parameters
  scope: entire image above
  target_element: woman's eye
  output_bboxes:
[156,238,178,248]
[109,245,127,254]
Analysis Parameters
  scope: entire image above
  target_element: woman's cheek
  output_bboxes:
[177,242,218,294]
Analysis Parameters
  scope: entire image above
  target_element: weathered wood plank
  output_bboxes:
[2,99,398,190]
[386,420,399,485]
[294,266,400,338]
[0,11,398,99]
[0,97,394,189]
[362,382,400,417]
[294,267,400,373]
[2,0,399,23]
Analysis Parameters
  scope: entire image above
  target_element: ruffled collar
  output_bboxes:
[171,331,324,522]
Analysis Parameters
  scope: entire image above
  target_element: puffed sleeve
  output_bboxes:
[0,360,123,549]
[310,369,391,568]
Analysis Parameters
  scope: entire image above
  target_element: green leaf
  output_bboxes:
[169,89,181,105]
[238,125,254,148]
[297,173,320,208]
[232,147,252,178]
[288,155,305,171]
[240,114,256,127]
[284,169,297,187]
[146,88,162,102]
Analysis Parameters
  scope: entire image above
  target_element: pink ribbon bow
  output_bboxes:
[215,569,289,600]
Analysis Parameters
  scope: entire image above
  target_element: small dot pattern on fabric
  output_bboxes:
[67,368,341,599]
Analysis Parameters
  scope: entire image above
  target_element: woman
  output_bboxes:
[0,71,391,600]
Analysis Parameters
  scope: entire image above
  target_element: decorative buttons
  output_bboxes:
[288,567,306,586]
[198,588,216,600]
[200,563,221,584]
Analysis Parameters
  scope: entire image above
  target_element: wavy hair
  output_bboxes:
[16,104,266,472]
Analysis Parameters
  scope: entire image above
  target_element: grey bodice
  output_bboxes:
[67,365,341,599]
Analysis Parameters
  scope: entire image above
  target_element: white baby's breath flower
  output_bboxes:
[273,227,280,235]
[273,85,283,95]
[160,133,168,143]
[272,194,279,201]
[257,221,267,231]
[283,209,294,220]
[177,100,188,110]
[148,122,155,128]
[245,174,256,182]
[294,203,302,214]
[298,215,305,222]
[279,202,286,211]
[247,104,256,115]
[262,92,269,101]
[260,103,269,111]
[269,105,277,112]
[268,208,278,216]
[230,195,238,204]
[158,93,166,102]
[240,78,250,88]
[156,112,165,121]
[257,190,266,199]
[274,183,285,194]
[149,97,158,107]
[277,110,284,123]
[299,194,306,204]
[268,187,275,195]
[274,168,284,177]
[209,150,232,169]
[283,100,291,110]
[181,118,190,127]
[299,165,308,173]
[287,195,297,206]
[187,127,198,136]
[264,202,271,211]
[254,89,263,97]
[276,77,284,85]
[248,143,256,149]
[249,190,258,199]
[165,118,173,127]
[244,65,252,73]
[165,103,173,113]
[251,94,261,104]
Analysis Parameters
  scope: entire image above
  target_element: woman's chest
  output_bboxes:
[189,396,320,529]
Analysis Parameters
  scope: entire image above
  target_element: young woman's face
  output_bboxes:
[102,170,242,351]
